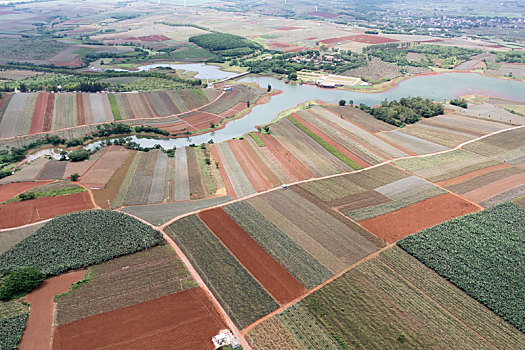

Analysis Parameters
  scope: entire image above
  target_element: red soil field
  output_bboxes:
[320,34,398,45]
[137,34,171,42]
[210,144,236,198]
[0,93,7,109]
[219,102,245,118]
[236,139,281,188]
[76,94,85,125]
[228,139,272,192]
[258,134,313,181]
[154,121,188,134]
[0,192,94,229]
[43,93,55,132]
[462,172,525,203]
[268,41,295,49]
[30,93,49,134]
[436,163,511,188]
[293,114,369,168]
[0,181,51,202]
[359,193,480,243]
[283,46,306,53]
[19,270,87,350]
[52,288,225,350]
[348,34,399,44]
[80,146,131,189]
[199,208,306,304]
[183,111,222,131]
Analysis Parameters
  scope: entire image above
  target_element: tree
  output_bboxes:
[0,267,45,300]
[19,83,27,92]
[349,99,354,105]
[339,99,346,106]
[247,100,250,108]
[267,84,272,92]
[210,122,215,128]
[70,173,80,182]
[263,125,270,133]
[18,192,36,201]
[68,149,90,162]
[288,72,298,81]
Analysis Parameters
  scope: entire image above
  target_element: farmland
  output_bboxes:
[165,215,279,329]
[398,203,525,332]
[248,247,525,349]
[0,210,165,275]
[56,245,195,325]
[0,301,29,350]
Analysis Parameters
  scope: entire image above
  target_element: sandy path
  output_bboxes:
[19,270,86,350]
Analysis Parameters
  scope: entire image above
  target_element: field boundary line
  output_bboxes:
[241,244,395,335]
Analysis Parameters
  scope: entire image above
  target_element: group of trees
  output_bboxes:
[360,96,444,127]
[0,267,45,301]
[496,51,525,63]
[189,33,262,58]
[450,98,468,108]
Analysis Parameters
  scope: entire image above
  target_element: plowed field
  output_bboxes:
[0,181,50,202]
[0,192,94,229]
[199,208,306,304]
[52,288,225,350]
[359,193,480,243]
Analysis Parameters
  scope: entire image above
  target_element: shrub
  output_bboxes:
[0,267,45,300]
[339,99,346,106]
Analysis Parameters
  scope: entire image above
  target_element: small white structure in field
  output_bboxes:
[212,329,240,349]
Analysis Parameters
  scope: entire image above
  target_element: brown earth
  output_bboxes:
[293,113,369,168]
[19,270,87,350]
[43,93,55,132]
[462,172,525,203]
[0,181,50,202]
[359,193,480,243]
[0,191,94,229]
[76,94,85,125]
[186,147,207,199]
[210,144,236,198]
[258,134,313,181]
[30,93,48,134]
[436,163,511,187]
[228,139,272,192]
[92,151,134,208]
[52,288,225,350]
[199,208,307,304]
[236,139,281,188]
[80,146,131,189]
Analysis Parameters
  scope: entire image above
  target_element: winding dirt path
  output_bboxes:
[19,270,87,350]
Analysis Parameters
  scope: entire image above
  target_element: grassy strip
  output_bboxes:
[288,116,362,170]
[196,146,217,195]
[249,132,265,147]
[2,186,86,204]
[54,268,93,301]
[108,94,121,121]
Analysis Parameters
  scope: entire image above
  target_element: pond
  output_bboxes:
[93,72,525,149]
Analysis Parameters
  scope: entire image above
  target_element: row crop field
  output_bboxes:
[247,247,525,350]
[165,215,279,329]
[0,301,29,350]
[56,245,196,325]
[0,210,165,275]
[0,88,220,138]
[53,287,225,350]
[398,202,525,332]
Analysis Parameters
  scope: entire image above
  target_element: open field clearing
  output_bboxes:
[249,188,383,271]
[380,129,449,155]
[174,147,190,201]
[37,160,67,180]
[148,150,169,203]
[273,118,351,176]
[186,147,206,199]
[80,146,131,189]
[396,122,473,148]
[223,201,332,289]
[0,191,94,229]
[0,181,51,202]
[463,127,525,161]
[0,222,45,254]
[249,246,524,349]
[166,215,279,329]
[121,196,233,226]
[0,158,48,185]
[246,316,303,350]
[358,193,480,243]
[3,181,85,203]
[121,150,159,205]
[53,288,225,350]
[91,150,134,208]
[399,203,525,332]
[56,245,195,325]
[462,103,525,125]
[393,149,500,182]
[215,142,255,198]
[0,210,164,275]
[199,207,307,304]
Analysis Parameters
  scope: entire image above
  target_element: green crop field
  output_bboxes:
[399,202,525,332]
[0,210,165,276]
[0,301,29,350]
[165,215,278,329]
[107,94,121,120]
